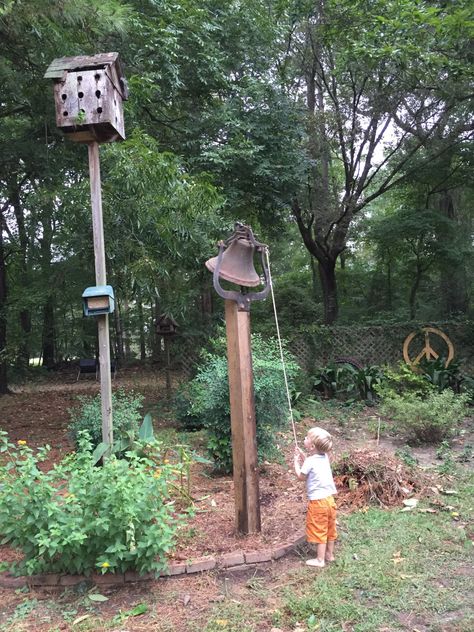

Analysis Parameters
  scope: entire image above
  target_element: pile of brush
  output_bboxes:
[333,449,424,509]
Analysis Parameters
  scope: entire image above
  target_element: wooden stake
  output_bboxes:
[164,336,171,399]
[88,141,113,450]
[224,299,261,534]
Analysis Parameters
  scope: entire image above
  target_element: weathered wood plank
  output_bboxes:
[225,299,261,534]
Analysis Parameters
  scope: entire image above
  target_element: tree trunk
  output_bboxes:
[200,286,213,323]
[151,299,161,363]
[310,255,320,303]
[123,299,131,359]
[386,256,393,311]
[0,213,9,394]
[41,295,56,369]
[438,191,468,316]
[409,259,423,320]
[137,294,146,361]
[114,298,125,360]
[39,211,55,369]
[318,259,338,324]
[11,184,31,369]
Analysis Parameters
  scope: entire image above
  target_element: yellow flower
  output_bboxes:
[163,459,169,464]
[101,562,110,568]
[17,440,27,446]
[154,469,161,478]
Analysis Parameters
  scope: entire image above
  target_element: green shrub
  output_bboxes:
[312,363,384,403]
[418,357,463,392]
[380,390,469,444]
[376,363,432,399]
[181,334,300,473]
[68,389,144,449]
[0,431,190,576]
[174,380,207,432]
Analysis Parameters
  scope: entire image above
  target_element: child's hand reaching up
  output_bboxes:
[294,446,305,465]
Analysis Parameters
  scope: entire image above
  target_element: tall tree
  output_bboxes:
[0,0,131,389]
[277,0,474,322]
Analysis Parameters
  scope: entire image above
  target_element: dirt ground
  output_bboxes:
[0,366,473,631]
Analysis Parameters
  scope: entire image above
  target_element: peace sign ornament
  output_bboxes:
[403,327,454,368]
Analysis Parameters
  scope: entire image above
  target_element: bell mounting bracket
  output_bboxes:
[212,223,270,311]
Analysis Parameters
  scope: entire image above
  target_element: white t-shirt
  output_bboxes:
[301,453,337,500]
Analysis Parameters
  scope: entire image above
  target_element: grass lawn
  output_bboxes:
[196,473,473,632]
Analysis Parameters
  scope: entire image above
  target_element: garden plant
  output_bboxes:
[0,431,192,576]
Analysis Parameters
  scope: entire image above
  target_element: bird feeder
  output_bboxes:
[82,285,115,316]
[155,314,179,337]
[44,52,128,143]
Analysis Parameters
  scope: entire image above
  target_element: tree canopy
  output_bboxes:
[0,0,472,391]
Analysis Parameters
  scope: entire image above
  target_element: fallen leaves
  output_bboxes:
[88,593,108,602]
[392,551,405,564]
[401,498,419,511]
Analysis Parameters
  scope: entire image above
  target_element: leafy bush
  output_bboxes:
[68,389,144,449]
[174,380,207,432]
[380,390,469,444]
[178,334,300,473]
[375,363,431,399]
[0,431,190,576]
[313,363,384,403]
[313,364,350,400]
[418,357,474,401]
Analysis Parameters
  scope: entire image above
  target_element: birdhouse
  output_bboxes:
[82,285,115,316]
[155,314,178,337]
[44,52,128,143]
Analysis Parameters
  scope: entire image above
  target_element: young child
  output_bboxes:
[294,426,337,567]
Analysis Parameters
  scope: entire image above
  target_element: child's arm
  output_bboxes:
[294,447,307,481]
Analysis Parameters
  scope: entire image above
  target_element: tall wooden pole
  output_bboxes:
[88,141,113,449]
[224,299,261,533]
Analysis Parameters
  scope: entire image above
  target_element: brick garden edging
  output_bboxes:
[0,531,306,589]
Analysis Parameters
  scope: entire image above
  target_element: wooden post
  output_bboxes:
[164,336,171,399]
[88,141,113,449]
[224,299,261,534]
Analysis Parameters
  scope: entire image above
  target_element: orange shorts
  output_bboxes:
[306,496,337,544]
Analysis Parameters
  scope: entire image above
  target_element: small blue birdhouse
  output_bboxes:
[82,285,115,316]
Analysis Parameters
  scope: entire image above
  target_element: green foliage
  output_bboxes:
[418,357,462,392]
[0,431,190,576]
[435,441,457,475]
[313,362,384,403]
[380,390,469,444]
[174,381,207,432]
[378,360,474,405]
[68,389,144,450]
[375,363,432,399]
[394,446,419,468]
[179,334,300,473]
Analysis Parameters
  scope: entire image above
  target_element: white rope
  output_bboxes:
[265,248,299,447]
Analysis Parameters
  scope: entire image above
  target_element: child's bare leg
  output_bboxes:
[325,540,335,562]
[306,543,326,567]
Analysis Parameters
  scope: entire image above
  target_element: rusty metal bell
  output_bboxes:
[205,237,260,287]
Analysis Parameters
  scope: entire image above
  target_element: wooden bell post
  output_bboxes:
[45,53,128,452]
[206,224,270,534]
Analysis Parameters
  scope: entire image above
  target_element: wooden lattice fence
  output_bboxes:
[289,322,474,373]
[174,321,474,377]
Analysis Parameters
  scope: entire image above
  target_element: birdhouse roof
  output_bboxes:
[157,314,178,327]
[44,53,127,99]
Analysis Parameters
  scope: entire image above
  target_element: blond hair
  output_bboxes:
[307,427,333,454]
